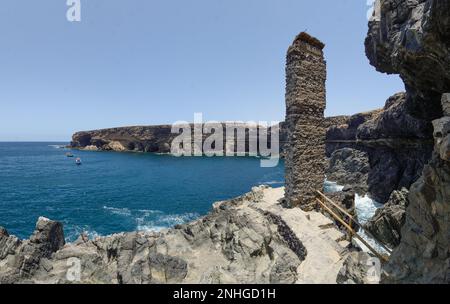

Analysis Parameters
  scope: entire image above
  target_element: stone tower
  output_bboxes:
[284,32,327,210]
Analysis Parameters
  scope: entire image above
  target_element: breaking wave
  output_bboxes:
[48,144,66,149]
[322,180,389,255]
[136,212,200,232]
[354,194,383,224]
[102,205,199,234]
[260,180,284,186]
[103,206,132,216]
[65,225,101,242]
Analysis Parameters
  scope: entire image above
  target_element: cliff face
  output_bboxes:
[384,96,450,283]
[71,126,175,153]
[365,0,449,121]
[71,123,287,156]
[364,0,450,283]
[326,92,433,203]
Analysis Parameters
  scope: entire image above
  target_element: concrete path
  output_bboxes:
[253,187,348,284]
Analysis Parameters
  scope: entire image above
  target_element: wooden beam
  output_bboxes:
[316,190,393,254]
[315,198,389,263]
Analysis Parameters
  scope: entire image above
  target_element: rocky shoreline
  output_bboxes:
[0,187,359,284]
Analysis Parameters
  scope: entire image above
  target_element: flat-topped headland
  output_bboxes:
[70,123,288,156]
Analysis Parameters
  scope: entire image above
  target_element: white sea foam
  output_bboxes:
[156,213,199,226]
[103,206,132,216]
[322,180,389,254]
[136,212,200,233]
[354,194,390,254]
[48,144,66,149]
[136,225,167,233]
[260,180,284,186]
[137,209,163,215]
[354,194,383,224]
[65,225,101,242]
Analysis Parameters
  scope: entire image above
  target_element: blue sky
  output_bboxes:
[0,0,403,141]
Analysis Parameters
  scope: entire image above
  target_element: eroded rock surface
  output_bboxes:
[364,0,449,284]
[364,189,409,249]
[0,217,65,283]
[0,187,351,284]
[326,93,433,203]
[366,0,450,121]
[383,95,450,283]
[326,148,370,195]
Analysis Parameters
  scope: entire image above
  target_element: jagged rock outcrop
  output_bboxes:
[365,0,450,283]
[0,186,355,284]
[383,95,450,283]
[366,0,450,122]
[0,228,21,261]
[326,148,370,195]
[326,110,381,156]
[0,217,65,283]
[0,187,310,284]
[357,93,433,202]
[357,93,432,141]
[284,32,327,210]
[364,188,409,249]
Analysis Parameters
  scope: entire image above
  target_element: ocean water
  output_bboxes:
[0,142,284,241]
[324,178,389,254]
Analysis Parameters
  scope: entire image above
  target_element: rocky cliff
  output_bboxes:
[71,125,175,153]
[326,92,433,203]
[365,0,450,283]
[71,123,287,156]
[383,95,450,283]
[364,188,409,249]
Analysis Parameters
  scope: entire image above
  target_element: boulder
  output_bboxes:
[0,227,21,260]
[364,189,409,248]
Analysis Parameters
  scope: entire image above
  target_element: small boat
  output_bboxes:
[75,158,82,165]
[66,152,74,158]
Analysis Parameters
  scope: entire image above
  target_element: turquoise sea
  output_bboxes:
[0,142,284,241]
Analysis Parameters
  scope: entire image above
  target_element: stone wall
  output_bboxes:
[284,32,327,210]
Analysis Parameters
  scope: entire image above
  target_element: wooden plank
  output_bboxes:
[315,198,389,263]
[316,190,393,254]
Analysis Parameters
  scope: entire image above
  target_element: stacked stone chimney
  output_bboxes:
[284,32,327,210]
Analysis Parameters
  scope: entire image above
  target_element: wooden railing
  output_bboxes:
[314,190,391,263]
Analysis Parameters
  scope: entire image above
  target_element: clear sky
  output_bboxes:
[0,0,403,141]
